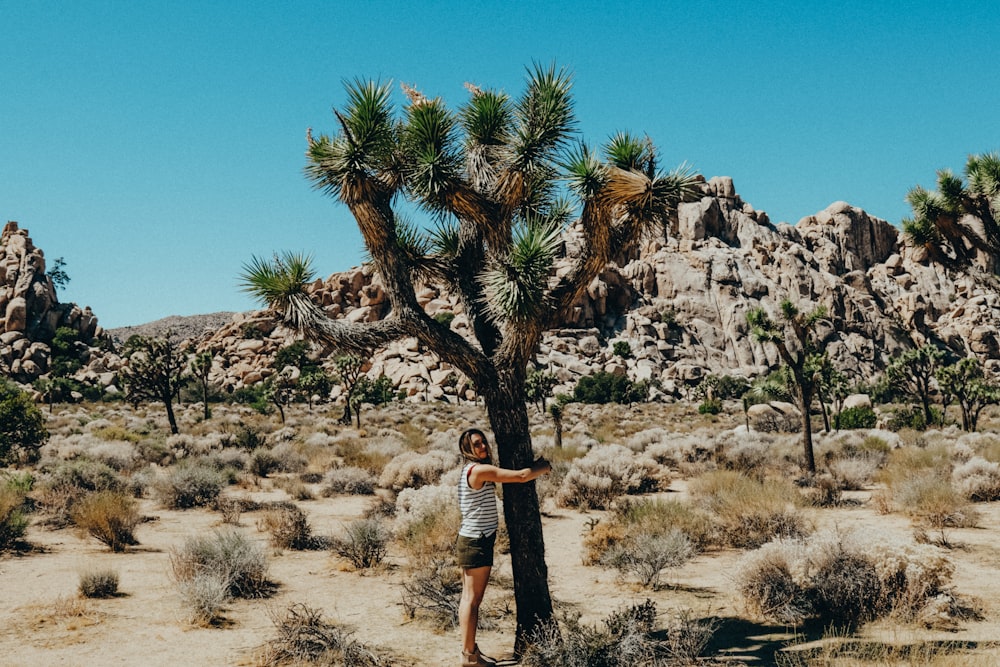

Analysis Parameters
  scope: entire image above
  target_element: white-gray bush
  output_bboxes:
[377,450,459,491]
[952,456,1000,501]
[555,444,665,510]
[827,455,880,490]
[323,466,377,496]
[599,528,694,588]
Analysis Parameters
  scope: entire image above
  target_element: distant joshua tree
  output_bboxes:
[241,65,699,650]
[747,300,828,474]
[119,333,187,435]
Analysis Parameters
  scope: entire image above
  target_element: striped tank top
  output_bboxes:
[458,462,498,538]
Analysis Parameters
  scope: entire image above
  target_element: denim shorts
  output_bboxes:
[456,532,496,568]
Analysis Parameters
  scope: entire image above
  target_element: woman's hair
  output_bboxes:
[458,428,490,463]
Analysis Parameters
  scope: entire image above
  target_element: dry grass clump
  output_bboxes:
[323,466,377,496]
[34,459,136,527]
[78,567,120,598]
[170,528,272,624]
[689,470,810,548]
[738,529,956,629]
[377,449,458,491]
[892,473,978,528]
[71,490,141,551]
[400,559,462,628]
[521,599,718,667]
[156,459,227,509]
[394,482,461,564]
[254,603,391,667]
[555,444,666,510]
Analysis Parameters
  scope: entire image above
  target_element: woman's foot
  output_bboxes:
[461,644,497,666]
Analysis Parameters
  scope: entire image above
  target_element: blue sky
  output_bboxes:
[2,1,997,328]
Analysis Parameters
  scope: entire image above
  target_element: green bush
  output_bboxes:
[0,379,48,464]
[698,397,722,415]
[432,312,455,328]
[836,405,878,429]
[573,371,648,405]
[0,485,29,550]
[612,341,632,358]
[885,405,941,431]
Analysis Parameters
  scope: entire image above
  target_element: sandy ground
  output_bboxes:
[5,474,1000,667]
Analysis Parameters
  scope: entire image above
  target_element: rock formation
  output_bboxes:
[0,221,102,384]
[7,173,1000,403]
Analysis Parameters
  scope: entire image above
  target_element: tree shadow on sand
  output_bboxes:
[703,615,1000,664]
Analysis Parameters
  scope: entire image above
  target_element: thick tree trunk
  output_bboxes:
[483,380,554,655]
[163,396,179,435]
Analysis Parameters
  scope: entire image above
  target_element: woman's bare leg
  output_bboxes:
[460,565,492,654]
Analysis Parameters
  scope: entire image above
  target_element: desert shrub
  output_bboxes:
[555,444,665,510]
[217,496,244,524]
[332,518,389,568]
[83,439,141,472]
[35,459,132,527]
[0,485,29,550]
[521,600,718,667]
[584,497,715,565]
[269,442,308,473]
[737,529,954,628]
[572,371,649,405]
[377,449,457,491]
[689,471,809,548]
[71,490,140,551]
[255,603,389,667]
[720,435,771,476]
[394,483,461,563]
[78,568,119,598]
[400,558,462,628]
[170,528,271,599]
[249,448,280,478]
[952,456,1000,501]
[599,529,694,589]
[203,447,249,472]
[258,503,316,550]
[836,405,878,429]
[323,466,377,496]
[156,460,226,509]
[177,572,231,625]
[232,424,268,451]
[804,473,844,507]
[893,472,978,528]
[827,455,880,490]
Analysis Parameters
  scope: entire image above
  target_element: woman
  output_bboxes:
[456,428,551,667]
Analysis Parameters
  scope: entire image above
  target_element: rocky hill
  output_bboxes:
[5,175,1000,402]
[106,313,237,345]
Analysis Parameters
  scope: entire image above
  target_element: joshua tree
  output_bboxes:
[903,151,1000,272]
[936,356,1000,432]
[747,300,828,474]
[119,333,187,435]
[190,350,214,421]
[885,343,945,428]
[241,65,699,650]
[333,354,366,426]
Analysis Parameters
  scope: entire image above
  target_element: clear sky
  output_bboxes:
[2,1,997,328]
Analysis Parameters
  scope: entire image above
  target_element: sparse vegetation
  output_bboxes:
[331,518,389,569]
[79,567,120,598]
[71,490,141,551]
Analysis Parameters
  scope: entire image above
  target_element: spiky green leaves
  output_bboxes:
[512,63,576,173]
[239,252,316,324]
[479,217,563,324]
[306,80,398,202]
[966,151,1000,199]
[403,96,461,206]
